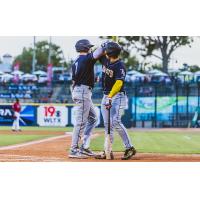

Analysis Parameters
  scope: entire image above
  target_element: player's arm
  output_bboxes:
[92,47,105,59]
[108,80,123,98]
[108,65,126,98]
[105,80,123,109]
[71,61,78,90]
[92,42,108,60]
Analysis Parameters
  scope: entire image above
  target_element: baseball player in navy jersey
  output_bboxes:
[69,39,104,159]
[96,41,136,160]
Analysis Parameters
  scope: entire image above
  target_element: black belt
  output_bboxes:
[76,84,93,90]
[103,91,126,95]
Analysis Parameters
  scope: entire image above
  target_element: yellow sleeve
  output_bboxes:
[108,80,123,98]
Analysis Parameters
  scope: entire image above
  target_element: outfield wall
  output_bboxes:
[0,103,132,128]
[0,97,197,128]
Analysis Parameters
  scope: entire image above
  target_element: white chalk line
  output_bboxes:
[0,132,72,150]
[0,154,66,161]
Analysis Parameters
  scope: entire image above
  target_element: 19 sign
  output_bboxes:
[37,105,68,127]
[44,106,56,117]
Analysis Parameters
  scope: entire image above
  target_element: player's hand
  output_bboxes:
[105,97,112,110]
[101,41,109,51]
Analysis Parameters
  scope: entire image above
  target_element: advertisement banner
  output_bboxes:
[20,105,36,126]
[37,105,68,127]
[0,105,36,126]
[0,105,13,125]
[0,93,32,99]
[132,96,199,121]
[0,103,131,127]
[8,85,38,91]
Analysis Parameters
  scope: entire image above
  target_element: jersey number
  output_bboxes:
[120,69,125,77]
[75,62,78,75]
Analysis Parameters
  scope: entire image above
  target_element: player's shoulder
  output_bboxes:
[81,53,94,60]
[77,53,94,62]
[112,59,125,69]
[86,52,96,61]
[118,59,125,66]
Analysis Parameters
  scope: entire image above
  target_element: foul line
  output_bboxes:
[0,154,66,162]
[0,132,72,150]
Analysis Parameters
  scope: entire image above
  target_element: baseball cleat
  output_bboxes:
[80,147,96,157]
[95,151,114,160]
[68,149,88,159]
[121,147,136,160]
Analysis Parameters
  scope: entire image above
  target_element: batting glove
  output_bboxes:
[105,97,112,110]
[101,41,109,51]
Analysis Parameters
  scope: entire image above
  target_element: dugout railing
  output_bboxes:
[129,80,200,128]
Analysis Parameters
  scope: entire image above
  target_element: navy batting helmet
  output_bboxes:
[105,42,121,57]
[75,39,94,52]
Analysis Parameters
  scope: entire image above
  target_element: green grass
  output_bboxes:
[2,126,200,154]
[0,126,72,147]
[90,130,200,154]
[0,134,56,147]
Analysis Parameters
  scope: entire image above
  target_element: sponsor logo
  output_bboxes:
[0,109,12,116]
[37,106,68,127]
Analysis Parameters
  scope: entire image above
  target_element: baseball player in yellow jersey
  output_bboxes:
[96,41,136,160]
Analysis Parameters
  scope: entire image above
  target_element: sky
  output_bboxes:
[0,36,200,69]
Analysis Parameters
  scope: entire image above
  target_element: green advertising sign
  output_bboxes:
[132,96,199,120]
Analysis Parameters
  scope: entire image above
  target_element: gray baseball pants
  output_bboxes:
[101,93,133,150]
[71,85,97,150]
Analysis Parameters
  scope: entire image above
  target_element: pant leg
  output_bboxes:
[12,112,19,130]
[71,86,91,150]
[12,118,16,130]
[101,95,114,150]
[112,94,133,149]
[82,102,97,149]
[16,112,20,130]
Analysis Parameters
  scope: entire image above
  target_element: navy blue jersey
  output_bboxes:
[72,53,97,88]
[100,56,126,92]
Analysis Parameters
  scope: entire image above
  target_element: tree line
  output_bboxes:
[11,37,196,73]
[102,36,194,72]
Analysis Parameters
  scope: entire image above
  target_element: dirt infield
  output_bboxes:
[0,129,200,162]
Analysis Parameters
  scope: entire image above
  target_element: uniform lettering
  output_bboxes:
[105,68,114,78]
